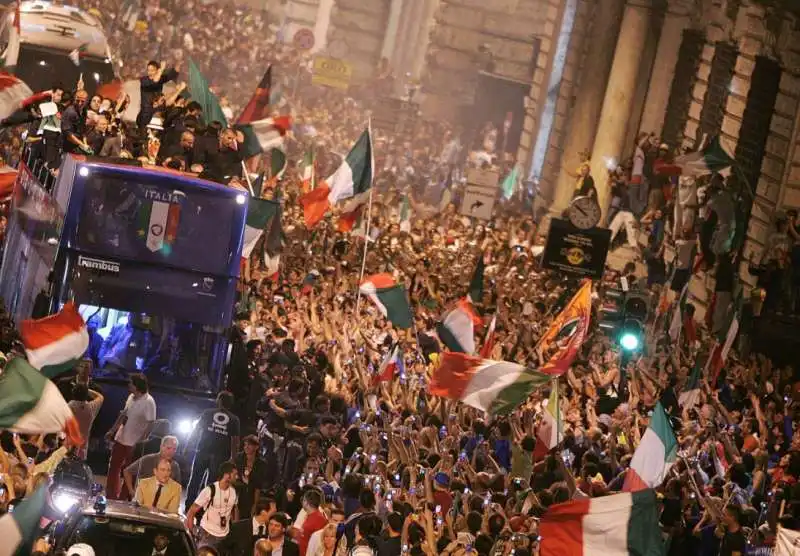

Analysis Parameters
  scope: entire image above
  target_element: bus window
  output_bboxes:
[76,303,224,392]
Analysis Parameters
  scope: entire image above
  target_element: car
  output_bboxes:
[52,498,196,556]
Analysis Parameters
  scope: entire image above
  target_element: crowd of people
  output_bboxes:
[0,0,798,555]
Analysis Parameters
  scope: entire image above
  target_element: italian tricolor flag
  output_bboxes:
[359,274,414,329]
[539,490,664,556]
[533,385,562,460]
[242,198,279,259]
[300,126,373,229]
[437,298,481,354]
[623,401,677,492]
[656,135,734,177]
[0,485,48,556]
[430,352,550,414]
[0,358,83,445]
[20,301,89,378]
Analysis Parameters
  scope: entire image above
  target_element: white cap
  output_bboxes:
[147,116,164,131]
[67,544,96,556]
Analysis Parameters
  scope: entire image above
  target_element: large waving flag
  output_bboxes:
[359,274,414,329]
[533,385,562,460]
[623,401,677,492]
[437,298,481,354]
[20,301,89,378]
[300,127,373,229]
[537,281,592,375]
[373,344,403,386]
[430,352,550,414]
[0,485,48,556]
[0,358,82,445]
[539,490,664,556]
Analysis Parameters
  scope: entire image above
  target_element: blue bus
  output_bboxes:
[0,154,248,453]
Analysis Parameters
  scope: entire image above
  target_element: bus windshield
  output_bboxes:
[15,44,115,94]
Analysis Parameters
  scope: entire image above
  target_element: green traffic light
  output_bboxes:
[619,332,640,351]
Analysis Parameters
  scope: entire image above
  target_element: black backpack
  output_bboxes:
[193,483,216,525]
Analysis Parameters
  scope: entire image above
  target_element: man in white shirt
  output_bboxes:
[185,461,239,550]
[104,373,157,499]
[68,384,104,460]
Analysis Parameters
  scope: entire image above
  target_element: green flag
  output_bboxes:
[502,165,519,200]
[188,59,228,126]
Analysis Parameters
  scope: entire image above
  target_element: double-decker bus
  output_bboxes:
[1,154,248,457]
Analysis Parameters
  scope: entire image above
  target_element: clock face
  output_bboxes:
[568,196,601,229]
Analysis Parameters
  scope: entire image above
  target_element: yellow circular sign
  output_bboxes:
[565,247,585,265]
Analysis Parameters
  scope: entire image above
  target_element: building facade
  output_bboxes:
[294,0,800,311]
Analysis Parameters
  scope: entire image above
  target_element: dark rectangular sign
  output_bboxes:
[541,218,611,279]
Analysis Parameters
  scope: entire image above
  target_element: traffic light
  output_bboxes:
[619,318,645,352]
[598,289,648,351]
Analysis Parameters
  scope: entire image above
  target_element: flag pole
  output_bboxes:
[354,120,375,315]
[240,160,256,196]
[354,187,374,316]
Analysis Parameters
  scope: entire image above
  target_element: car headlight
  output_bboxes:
[52,489,81,514]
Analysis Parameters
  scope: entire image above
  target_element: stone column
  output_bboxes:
[638,0,693,138]
[549,0,626,216]
[589,0,653,217]
[313,0,335,53]
[382,0,406,62]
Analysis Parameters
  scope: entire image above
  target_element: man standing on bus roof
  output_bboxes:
[138,60,179,129]
[61,89,92,155]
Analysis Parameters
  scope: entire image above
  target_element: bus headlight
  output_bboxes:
[177,418,199,436]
